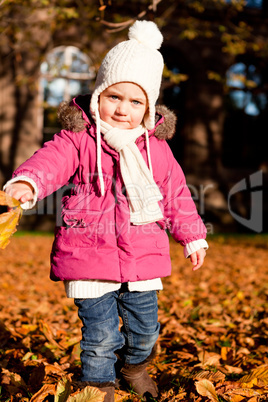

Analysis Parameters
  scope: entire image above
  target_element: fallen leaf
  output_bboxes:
[67,385,106,401]
[195,379,219,401]
[55,376,72,402]
[229,395,245,402]
[238,365,268,385]
[39,320,65,349]
[30,383,56,401]
[198,351,221,367]
[58,335,81,349]
[221,346,234,362]
[1,367,27,389]
[45,363,66,376]
[227,388,261,397]
[221,365,243,374]
[193,370,226,382]
[1,235,268,401]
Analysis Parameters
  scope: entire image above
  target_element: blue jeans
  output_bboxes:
[74,286,160,383]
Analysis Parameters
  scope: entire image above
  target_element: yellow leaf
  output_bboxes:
[195,379,219,402]
[240,377,258,389]
[17,324,38,335]
[0,190,23,249]
[239,365,268,386]
[236,291,244,301]
[0,190,21,209]
[67,385,106,401]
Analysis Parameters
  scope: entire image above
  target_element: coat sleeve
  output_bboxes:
[155,140,207,246]
[12,130,81,200]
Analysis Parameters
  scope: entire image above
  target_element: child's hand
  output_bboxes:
[190,248,206,271]
[5,181,34,204]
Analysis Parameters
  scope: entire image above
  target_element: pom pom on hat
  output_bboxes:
[128,20,163,50]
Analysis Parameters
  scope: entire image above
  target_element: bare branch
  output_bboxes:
[99,0,163,33]
[150,0,162,12]
[99,19,134,28]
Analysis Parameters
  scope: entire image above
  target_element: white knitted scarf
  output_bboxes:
[98,118,163,225]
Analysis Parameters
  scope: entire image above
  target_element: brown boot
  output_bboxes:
[120,346,158,400]
[98,386,115,402]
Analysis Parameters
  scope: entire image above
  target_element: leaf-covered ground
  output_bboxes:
[0,234,267,401]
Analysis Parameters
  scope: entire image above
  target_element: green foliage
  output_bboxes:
[163,65,189,84]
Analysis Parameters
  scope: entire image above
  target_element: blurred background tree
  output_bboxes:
[0,0,267,232]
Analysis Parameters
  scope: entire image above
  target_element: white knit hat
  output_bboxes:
[90,20,164,130]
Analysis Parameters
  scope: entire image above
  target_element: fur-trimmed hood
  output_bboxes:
[57,94,177,141]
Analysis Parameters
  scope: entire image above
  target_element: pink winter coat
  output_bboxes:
[13,95,207,282]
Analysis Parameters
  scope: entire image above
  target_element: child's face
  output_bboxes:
[99,82,148,129]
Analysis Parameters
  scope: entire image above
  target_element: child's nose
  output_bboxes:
[116,101,128,115]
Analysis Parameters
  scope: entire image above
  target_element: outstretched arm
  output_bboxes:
[5,181,34,204]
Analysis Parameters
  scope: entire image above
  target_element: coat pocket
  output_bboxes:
[58,210,98,248]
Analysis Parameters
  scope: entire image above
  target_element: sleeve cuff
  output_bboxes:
[184,239,209,258]
[3,176,39,210]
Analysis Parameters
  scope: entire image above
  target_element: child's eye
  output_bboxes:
[110,95,118,100]
[132,100,141,105]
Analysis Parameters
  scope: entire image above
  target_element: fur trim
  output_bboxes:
[57,101,85,132]
[155,105,177,140]
[57,100,177,140]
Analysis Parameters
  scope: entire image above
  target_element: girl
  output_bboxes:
[4,20,208,401]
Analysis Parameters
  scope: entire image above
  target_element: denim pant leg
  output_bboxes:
[118,290,160,365]
[74,293,125,383]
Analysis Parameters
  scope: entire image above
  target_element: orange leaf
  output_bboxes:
[30,383,56,401]
[221,346,234,362]
[228,388,261,397]
[198,351,221,367]
[39,320,65,350]
[45,363,65,376]
[230,395,245,402]
[194,370,226,382]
